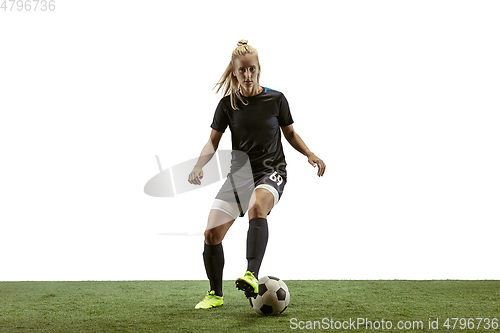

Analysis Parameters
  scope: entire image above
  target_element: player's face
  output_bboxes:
[233,55,260,88]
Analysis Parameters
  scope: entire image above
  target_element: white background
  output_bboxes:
[1,0,499,281]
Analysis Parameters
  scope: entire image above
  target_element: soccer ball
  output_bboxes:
[249,276,290,315]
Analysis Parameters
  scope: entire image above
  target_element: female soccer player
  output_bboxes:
[188,40,326,309]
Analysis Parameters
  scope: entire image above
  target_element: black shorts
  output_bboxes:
[212,170,287,218]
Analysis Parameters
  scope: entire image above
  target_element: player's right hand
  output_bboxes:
[188,166,203,185]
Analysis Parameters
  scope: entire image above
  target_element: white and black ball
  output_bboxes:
[249,276,290,315]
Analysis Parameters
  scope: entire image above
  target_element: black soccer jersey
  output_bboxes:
[210,87,294,177]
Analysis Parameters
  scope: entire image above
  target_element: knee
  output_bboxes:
[248,201,267,218]
[204,228,222,245]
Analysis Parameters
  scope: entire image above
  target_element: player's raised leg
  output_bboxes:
[195,207,236,309]
[236,188,275,297]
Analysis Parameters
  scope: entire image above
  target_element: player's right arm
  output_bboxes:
[188,129,224,185]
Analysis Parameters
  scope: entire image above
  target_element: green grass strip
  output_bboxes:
[1,280,499,332]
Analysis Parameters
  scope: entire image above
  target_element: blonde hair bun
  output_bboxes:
[237,40,248,46]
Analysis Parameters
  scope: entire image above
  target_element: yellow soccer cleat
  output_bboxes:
[195,290,223,309]
[235,271,259,298]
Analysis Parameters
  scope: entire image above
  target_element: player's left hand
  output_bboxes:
[307,153,325,177]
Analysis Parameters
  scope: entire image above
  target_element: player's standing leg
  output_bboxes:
[195,209,235,309]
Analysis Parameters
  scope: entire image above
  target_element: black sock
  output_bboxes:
[246,217,269,280]
[203,243,224,297]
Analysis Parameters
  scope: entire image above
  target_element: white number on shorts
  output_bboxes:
[269,171,283,186]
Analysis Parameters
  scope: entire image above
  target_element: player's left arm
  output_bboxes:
[281,124,326,177]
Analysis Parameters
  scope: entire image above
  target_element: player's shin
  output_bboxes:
[202,242,224,297]
[246,217,268,279]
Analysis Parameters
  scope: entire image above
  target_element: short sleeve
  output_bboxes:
[278,93,294,127]
[210,99,229,133]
